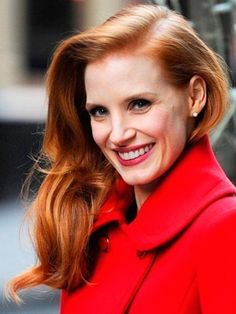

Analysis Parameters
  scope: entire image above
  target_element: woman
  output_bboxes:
[8,4,236,313]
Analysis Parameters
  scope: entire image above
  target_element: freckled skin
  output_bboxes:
[85,53,191,207]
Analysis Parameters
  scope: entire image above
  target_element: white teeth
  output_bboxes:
[118,144,153,161]
[139,148,145,155]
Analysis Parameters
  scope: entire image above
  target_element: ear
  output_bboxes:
[188,75,207,117]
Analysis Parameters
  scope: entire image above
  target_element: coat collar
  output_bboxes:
[93,136,236,251]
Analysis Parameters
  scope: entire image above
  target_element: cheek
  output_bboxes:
[90,121,108,148]
[141,108,187,142]
[157,106,187,132]
[141,111,171,136]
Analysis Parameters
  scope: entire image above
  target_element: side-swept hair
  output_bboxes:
[7,4,229,300]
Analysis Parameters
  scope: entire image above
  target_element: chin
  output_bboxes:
[121,173,159,187]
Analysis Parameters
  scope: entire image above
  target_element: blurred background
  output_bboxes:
[1,0,236,313]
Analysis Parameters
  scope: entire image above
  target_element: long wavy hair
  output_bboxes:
[7,4,229,300]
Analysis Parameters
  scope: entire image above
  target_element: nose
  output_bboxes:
[109,118,136,146]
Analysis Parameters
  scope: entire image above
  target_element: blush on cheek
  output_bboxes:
[91,125,106,147]
[144,120,168,135]
[142,108,171,131]
[91,132,101,146]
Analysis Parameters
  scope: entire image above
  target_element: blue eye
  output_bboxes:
[129,99,151,111]
[88,106,108,118]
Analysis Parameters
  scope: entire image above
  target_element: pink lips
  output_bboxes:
[116,144,154,166]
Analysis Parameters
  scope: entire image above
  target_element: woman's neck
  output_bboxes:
[134,179,159,210]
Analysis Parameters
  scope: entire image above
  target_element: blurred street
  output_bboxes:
[0,200,59,314]
[0,84,57,313]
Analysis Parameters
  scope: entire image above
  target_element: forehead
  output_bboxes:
[84,53,171,106]
[84,53,164,93]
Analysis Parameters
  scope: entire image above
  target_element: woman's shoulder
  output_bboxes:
[193,193,236,257]
[195,193,236,235]
[194,194,236,311]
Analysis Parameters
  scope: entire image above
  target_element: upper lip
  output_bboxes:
[112,143,154,153]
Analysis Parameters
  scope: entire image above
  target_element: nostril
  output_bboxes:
[109,128,136,146]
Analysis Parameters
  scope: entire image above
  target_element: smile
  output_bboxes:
[118,144,154,161]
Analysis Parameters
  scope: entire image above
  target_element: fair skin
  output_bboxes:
[85,52,206,209]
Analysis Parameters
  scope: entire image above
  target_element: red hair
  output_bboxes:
[7,4,229,300]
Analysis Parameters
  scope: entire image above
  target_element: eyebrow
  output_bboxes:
[124,92,158,103]
[85,92,158,108]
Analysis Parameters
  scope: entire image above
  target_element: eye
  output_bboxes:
[87,106,108,118]
[129,99,151,111]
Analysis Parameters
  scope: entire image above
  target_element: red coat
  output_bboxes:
[61,136,236,313]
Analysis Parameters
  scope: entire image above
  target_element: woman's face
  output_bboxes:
[85,53,192,190]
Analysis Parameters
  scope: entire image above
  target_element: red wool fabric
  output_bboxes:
[61,136,236,314]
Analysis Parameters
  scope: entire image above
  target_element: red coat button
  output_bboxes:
[137,251,146,258]
[99,236,110,253]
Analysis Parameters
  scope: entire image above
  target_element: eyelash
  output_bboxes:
[128,99,151,111]
[88,106,108,118]
[87,98,152,118]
